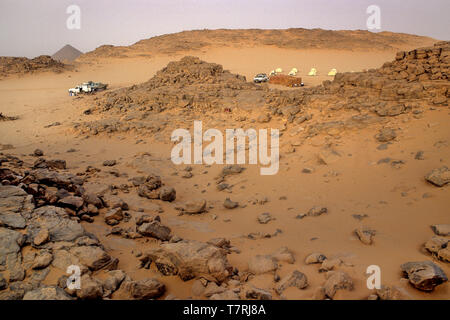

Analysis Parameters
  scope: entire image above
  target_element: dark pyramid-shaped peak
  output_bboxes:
[51,44,83,62]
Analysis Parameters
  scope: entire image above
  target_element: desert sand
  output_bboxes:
[0,29,448,300]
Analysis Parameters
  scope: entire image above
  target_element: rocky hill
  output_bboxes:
[78,28,437,60]
[73,41,448,138]
[0,55,67,78]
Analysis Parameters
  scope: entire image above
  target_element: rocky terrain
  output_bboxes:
[73,41,449,142]
[78,28,436,61]
[0,40,448,300]
[0,55,68,79]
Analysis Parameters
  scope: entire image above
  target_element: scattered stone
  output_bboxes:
[275,271,308,294]
[319,258,341,272]
[307,206,327,217]
[137,220,171,241]
[257,212,274,224]
[33,149,44,157]
[123,278,165,300]
[183,199,207,214]
[159,186,176,201]
[271,247,295,264]
[248,255,277,274]
[323,271,354,299]
[245,286,272,300]
[102,160,117,167]
[105,208,124,224]
[431,224,450,236]
[305,253,327,264]
[375,128,396,142]
[223,198,238,209]
[425,166,450,187]
[355,226,376,245]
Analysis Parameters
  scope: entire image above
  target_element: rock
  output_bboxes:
[23,286,72,300]
[159,186,176,202]
[376,285,408,300]
[191,279,206,296]
[0,227,25,267]
[245,285,272,300]
[400,261,448,291]
[307,206,327,217]
[70,245,114,271]
[209,290,239,300]
[0,185,34,228]
[33,227,50,246]
[319,258,341,272]
[431,224,450,236]
[223,198,238,209]
[30,168,83,188]
[32,251,53,269]
[33,159,67,170]
[184,199,207,214]
[105,208,123,223]
[58,196,84,210]
[248,255,277,274]
[27,206,85,242]
[355,226,376,245]
[141,240,232,282]
[0,273,6,290]
[33,149,44,156]
[375,128,397,142]
[203,282,226,297]
[271,247,295,264]
[123,278,165,300]
[137,220,171,241]
[425,167,450,187]
[102,160,117,167]
[220,165,244,178]
[275,270,308,294]
[101,270,126,296]
[323,271,354,299]
[0,211,26,229]
[438,247,450,262]
[257,212,274,224]
[305,253,327,264]
[257,113,271,123]
[424,236,449,255]
[76,274,104,299]
[312,286,326,300]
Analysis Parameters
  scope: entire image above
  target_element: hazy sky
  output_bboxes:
[0,0,449,58]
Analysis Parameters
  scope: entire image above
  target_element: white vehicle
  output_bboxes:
[68,81,107,96]
[253,73,269,83]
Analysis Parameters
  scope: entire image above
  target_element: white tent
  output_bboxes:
[327,68,337,76]
[308,68,317,76]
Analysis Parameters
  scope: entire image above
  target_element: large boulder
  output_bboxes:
[425,166,450,187]
[400,261,448,291]
[140,240,232,282]
[27,206,85,242]
[121,278,165,300]
[0,185,34,229]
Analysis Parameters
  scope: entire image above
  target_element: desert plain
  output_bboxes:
[0,29,449,300]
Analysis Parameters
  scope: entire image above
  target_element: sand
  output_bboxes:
[0,32,449,300]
